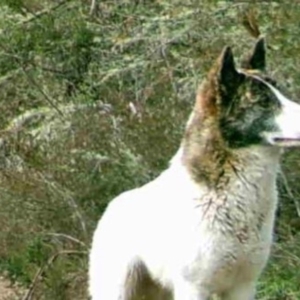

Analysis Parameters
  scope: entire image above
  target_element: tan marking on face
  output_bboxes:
[238,68,261,76]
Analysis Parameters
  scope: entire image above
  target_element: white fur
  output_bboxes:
[266,85,300,143]
[251,75,300,145]
[89,144,281,300]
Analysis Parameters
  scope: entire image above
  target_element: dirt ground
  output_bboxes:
[0,276,25,300]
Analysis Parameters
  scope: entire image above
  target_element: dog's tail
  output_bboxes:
[89,252,163,300]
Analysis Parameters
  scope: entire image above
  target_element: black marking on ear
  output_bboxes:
[218,46,244,106]
[242,37,266,70]
[219,46,239,88]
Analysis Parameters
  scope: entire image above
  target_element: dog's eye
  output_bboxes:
[245,91,259,103]
[245,86,261,103]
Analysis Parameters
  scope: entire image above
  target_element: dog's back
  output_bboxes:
[89,38,300,300]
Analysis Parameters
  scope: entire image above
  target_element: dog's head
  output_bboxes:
[196,38,300,148]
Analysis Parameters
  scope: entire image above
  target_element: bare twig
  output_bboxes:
[159,34,179,97]
[45,233,87,248]
[20,67,65,118]
[90,0,98,16]
[0,55,69,88]
[38,173,88,240]
[17,0,70,26]
[0,48,65,118]
[0,67,24,87]
[22,250,86,300]
[279,167,300,218]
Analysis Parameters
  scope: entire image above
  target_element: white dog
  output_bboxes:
[89,38,300,299]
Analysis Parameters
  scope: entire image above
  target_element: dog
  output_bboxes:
[89,38,300,300]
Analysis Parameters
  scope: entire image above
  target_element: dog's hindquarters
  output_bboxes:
[88,204,136,300]
[89,251,142,300]
[89,241,170,300]
[88,194,172,300]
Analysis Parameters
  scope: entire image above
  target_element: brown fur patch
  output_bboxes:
[124,261,172,300]
[182,50,239,187]
[182,112,237,189]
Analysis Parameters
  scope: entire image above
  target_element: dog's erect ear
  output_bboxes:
[197,46,242,115]
[216,46,242,94]
[242,37,266,70]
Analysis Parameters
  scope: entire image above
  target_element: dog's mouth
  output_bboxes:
[263,132,300,147]
[272,137,300,147]
[263,129,300,147]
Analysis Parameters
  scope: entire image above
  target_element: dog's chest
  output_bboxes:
[140,154,279,290]
[172,167,278,289]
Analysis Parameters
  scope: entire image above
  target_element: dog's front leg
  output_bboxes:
[173,279,209,300]
[221,282,256,300]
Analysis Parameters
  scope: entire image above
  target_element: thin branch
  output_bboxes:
[0,67,24,87]
[38,173,88,240]
[98,59,150,86]
[0,49,65,118]
[21,250,86,300]
[45,233,87,248]
[90,0,98,16]
[279,167,300,218]
[0,53,70,88]
[21,66,65,118]
[17,1,70,27]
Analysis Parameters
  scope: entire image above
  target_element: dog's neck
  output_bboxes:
[178,112,281,190]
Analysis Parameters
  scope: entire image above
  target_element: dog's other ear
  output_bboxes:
[242,37,266,70]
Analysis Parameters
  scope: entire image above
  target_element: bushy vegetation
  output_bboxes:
[0,1,300,299]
